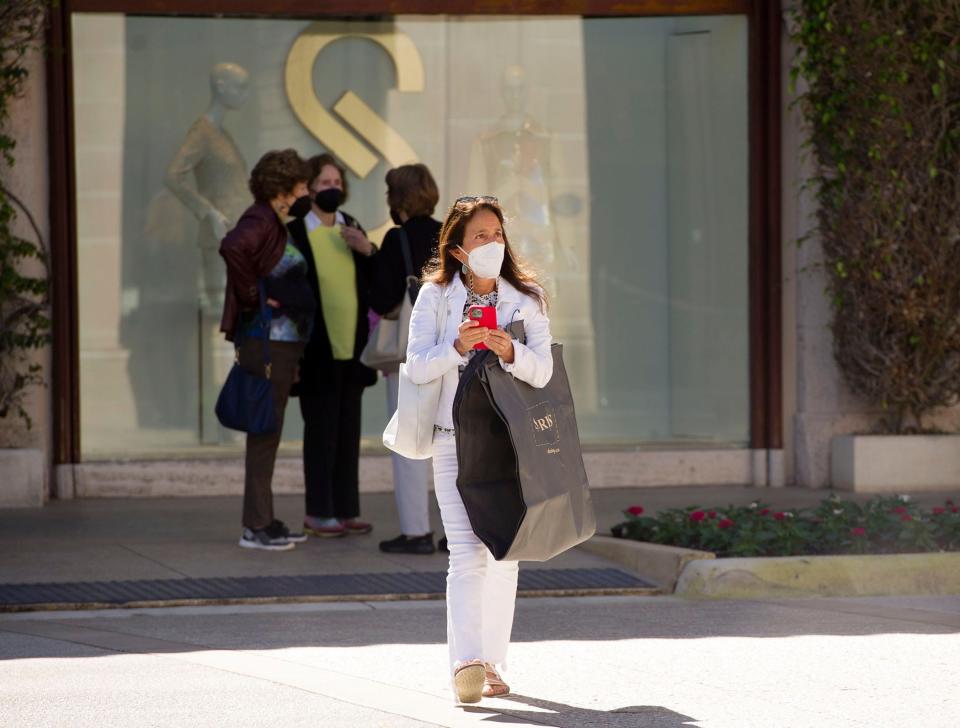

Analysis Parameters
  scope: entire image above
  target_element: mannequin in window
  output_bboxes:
[466,65,577,293]
[468,64,597,413]
[164,62,252,443]
[164,62,252,315]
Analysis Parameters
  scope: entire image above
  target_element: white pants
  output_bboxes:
[385,373,432,536]
[432,433,519,677]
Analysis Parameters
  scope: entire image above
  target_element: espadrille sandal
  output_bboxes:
[482,662,510,698]
[453,659,485,703]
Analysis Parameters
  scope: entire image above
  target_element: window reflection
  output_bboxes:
[73,14,748,458]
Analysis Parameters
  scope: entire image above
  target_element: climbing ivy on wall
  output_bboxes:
[791,0,960,433]
[0,1,51,431]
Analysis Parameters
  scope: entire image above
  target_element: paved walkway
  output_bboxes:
[1,486,956,588]
[3,487,958,726]
[1,594,958,727]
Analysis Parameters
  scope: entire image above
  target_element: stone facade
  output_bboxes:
[5,22,957,505]
[0,47,52,505]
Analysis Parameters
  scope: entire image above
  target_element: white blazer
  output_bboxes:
[405,275,554,430]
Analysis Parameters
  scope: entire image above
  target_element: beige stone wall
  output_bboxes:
[0,44,52,500]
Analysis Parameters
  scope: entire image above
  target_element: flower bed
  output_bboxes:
[611,495,960,558]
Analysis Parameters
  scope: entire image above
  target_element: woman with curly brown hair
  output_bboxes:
[404,196,553,703]
[219,148,315,551]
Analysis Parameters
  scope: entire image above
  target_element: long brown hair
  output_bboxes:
[423,197,547,310]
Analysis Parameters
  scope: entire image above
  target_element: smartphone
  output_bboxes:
[467,305,497,350]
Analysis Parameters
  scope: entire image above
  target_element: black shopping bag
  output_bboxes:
[452,344,596,561]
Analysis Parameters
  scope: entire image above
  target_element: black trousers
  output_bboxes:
[300,360,365,519]
[238,338,304,530]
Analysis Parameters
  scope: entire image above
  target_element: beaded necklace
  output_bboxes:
[460,278,498,366]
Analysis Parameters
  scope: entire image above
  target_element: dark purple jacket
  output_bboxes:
[218,202,288,341]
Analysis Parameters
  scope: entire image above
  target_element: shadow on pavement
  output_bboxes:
[1,592,958,664]
[466,695,699,727]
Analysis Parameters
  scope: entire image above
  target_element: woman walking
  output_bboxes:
[370,164,443,555]
[405,196,553,702]
[219,149,315,551]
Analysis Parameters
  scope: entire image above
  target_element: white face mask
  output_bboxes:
[459,242,505,280]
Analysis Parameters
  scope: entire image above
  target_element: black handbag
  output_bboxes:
[215,280,277,434]
[452,329,596,561]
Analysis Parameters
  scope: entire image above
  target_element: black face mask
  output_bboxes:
[314,188,344,213]
[287,195,312,220]
[390,207,404,226]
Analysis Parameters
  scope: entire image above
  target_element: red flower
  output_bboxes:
[932,507,945,515]
[626,506,644,516]
[773,512,786,521]
[952,507,959,514]
[900,514,914,522]
[759,508,770,516]
[690,511,706,522]
[718,518,735,529]
[850,527,867,538]
[893,505,908,514]
[708,511,718,519]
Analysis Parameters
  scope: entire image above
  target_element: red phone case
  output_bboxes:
[467,305,497,350]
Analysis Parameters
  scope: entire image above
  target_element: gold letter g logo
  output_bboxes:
[285,25,424,179]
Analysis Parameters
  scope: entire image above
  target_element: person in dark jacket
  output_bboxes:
[219,148,315,551]
[370,164,443,555]
[288,153,378,538]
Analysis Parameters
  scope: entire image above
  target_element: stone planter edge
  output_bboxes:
[576,535,715,591]
[831,433,960,492]
[0,448,45,508]
[674,551,960,599]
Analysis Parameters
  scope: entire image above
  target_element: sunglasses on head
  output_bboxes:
[455,195,498,205]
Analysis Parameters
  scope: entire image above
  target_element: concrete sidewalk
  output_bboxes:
[1,485,956,588]
[3,487,958,726]
[1,594,958,727]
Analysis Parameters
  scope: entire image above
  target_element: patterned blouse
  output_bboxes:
[238,239,314,343]
[462,286,498,364]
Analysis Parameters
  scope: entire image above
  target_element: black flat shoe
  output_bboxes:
[378,533,436,555]
[438,537,448,553]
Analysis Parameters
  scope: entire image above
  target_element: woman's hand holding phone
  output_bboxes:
[454,319,487,355]
[454,321,515,363]
[485,328,515,364]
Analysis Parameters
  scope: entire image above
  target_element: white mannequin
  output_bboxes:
[500,64,526,132]
[467,65,597,414]
[466,65,576,286]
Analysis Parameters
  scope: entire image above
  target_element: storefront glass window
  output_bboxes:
[72,13,749,458]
